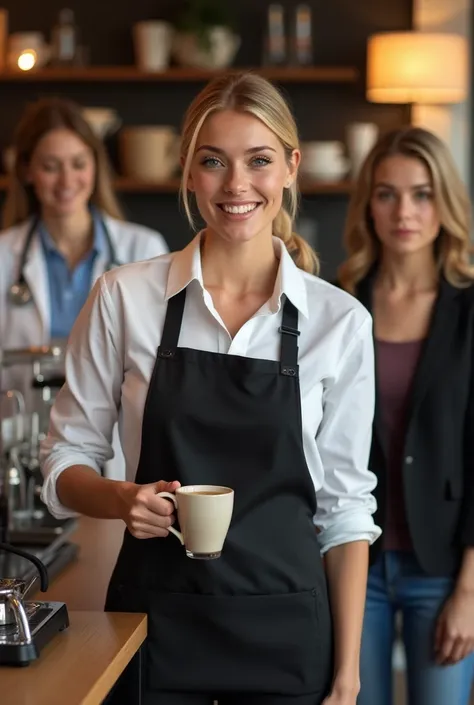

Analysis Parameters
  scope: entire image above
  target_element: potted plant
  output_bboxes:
[172,0,240,70]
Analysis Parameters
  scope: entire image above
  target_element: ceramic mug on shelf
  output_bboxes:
[133,21,174,72]
[119,125,180,182]
[345,122,379,177]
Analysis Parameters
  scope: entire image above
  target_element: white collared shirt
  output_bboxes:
[40,234,382,554]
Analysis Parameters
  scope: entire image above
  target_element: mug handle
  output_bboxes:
[156,491,184,545]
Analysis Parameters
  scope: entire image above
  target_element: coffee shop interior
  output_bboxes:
[0,0,472,703]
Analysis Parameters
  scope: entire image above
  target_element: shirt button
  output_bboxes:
[405,456,414,465]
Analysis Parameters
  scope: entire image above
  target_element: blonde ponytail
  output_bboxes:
[273,206,319,275]
[272,182,319,275]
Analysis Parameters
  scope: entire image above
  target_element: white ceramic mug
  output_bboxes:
[346,122,378,156]
[346,122,379,177]
[133,21,174,72]
[157,485,234,560]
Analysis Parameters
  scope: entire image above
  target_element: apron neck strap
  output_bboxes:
[279,297,300,376]
[159,288,186,356]
[158,288,300,373]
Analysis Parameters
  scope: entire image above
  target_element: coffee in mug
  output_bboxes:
[191,490,228,495]
[157,485,234,560]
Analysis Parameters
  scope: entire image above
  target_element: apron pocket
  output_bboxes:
[146,589,332,696]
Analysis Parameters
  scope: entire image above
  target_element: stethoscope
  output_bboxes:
[9,213,123,306]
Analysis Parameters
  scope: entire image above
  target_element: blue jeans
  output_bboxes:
[358,551,474,705]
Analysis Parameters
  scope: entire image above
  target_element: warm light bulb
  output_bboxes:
[17,50,37,71]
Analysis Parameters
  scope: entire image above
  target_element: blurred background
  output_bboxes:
[0,1,471,279]
[0,0,426,279]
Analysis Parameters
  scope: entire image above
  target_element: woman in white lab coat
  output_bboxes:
[0,97,168,476]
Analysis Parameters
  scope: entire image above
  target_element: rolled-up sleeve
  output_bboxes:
[314,314,382,553]
[40,276,122,519]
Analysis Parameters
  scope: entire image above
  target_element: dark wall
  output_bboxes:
[2,0,412,278]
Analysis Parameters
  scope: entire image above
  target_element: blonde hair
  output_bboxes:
[338,126,474,294]
[3,97,124,229]
[179,71,318,275]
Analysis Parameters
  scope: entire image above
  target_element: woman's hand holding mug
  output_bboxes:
[118,479,181,539]
[118,481,235,560]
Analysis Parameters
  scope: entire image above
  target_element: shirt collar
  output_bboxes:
[38,207,107,257]
[166,232,309,319]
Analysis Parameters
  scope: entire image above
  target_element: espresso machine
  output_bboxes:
[0,346,79,590]
[0,346,75,538]
[0,541,69,665]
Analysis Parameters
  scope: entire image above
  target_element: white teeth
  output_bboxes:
[222,203,258,214]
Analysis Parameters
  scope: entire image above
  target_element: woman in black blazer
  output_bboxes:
[338,127,474,705]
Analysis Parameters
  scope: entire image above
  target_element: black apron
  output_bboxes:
[105,287,333,700]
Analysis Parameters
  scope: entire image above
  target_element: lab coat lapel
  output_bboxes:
[23,232,50,342]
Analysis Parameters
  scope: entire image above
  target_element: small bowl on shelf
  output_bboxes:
[300,164,349,183]
[300,140,350,183]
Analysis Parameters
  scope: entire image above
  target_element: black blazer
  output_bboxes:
[355,273,474,577]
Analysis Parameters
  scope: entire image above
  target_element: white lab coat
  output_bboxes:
[0,214,169,479]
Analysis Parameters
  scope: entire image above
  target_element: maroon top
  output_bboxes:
[375,338,425,551]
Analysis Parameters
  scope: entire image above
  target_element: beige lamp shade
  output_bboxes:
[367,32,468,104]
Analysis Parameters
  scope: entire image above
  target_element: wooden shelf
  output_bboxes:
[0,175,353,195]
[299,179,353,195]
[113,177,183,193]
[0,65,358,83]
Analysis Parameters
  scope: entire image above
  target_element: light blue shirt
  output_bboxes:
[39,210,108,339]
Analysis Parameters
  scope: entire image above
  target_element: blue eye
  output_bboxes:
[251,156,272,167]
[414,191,432,201]
[201,156,223,168]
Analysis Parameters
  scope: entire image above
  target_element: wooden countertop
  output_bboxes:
[38,517,125,610]
[1,611,147,705]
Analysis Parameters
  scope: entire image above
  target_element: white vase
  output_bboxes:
[172,26,240,69]
[133,21,174,72]
[346,122,379,177]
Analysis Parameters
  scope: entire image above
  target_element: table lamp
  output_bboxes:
[366,31,468,141]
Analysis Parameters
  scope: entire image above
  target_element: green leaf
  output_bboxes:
[175,0,235,32]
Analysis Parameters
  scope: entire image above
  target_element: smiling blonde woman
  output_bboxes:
[41,72,380,705]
